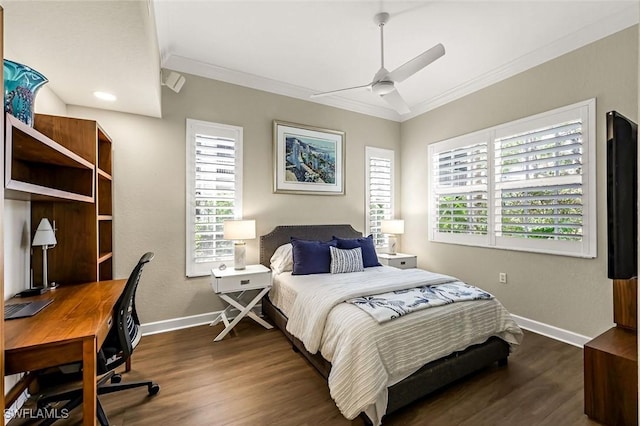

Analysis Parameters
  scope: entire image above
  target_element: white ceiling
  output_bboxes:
[3,1,639,122]
[4,0,162,118]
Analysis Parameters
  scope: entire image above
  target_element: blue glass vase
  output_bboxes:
[4,59,48,127]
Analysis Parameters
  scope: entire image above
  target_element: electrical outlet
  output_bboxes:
[499,272,507,284]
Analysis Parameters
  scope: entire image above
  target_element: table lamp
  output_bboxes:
[223,219,256,270]
[381,219,404,255]
[32,218,57,288]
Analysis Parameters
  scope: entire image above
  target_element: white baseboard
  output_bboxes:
[142,310,591,348]
[140,305,261,336]
[511,314,591,348]
[141,312,221,336]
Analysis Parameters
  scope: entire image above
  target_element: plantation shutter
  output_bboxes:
[193,134,236,262]
[428,99,595,258]
[365,147,394,247]
[186,120,243,277]
[431,140,489,238]
[494,120,583,242]
[369,157,392,246]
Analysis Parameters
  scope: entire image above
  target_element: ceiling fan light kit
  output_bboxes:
[311,11,445,115]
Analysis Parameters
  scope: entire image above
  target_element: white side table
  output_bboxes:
[378,252,417,269]
[210,264,273,342]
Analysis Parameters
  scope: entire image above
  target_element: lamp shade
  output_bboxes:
[223,219,256,241]
[381,219,405,235]
[32,218,57,246]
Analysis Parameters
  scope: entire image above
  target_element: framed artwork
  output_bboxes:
[273,120,345,195]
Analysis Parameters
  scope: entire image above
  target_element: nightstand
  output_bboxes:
[378,252,417,269]
[210,264,273,341]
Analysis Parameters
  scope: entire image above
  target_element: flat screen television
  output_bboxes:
[606,110,638,279]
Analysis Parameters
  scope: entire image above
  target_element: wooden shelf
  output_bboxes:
[98,174,112,216]
[99,257,113,281]
[97,126,112,175]
[28,114,114,285]
[99,221,112,256]
[5,113,95,202]
[97,168,112,180]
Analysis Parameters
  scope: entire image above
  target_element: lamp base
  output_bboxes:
[234,242,246,270]
[387,235,398,255]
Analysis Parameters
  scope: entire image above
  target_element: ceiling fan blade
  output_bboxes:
[381,89,411,114]
[311,83,372,98]
[387,43,445,83]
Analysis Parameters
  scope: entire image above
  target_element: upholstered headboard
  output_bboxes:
[259,224,362,267]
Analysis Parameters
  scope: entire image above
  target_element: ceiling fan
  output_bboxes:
[311,12,445,114]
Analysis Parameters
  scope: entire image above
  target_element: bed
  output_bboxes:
[260,224,522,425]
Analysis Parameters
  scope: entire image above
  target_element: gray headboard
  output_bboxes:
[259,224,362,267]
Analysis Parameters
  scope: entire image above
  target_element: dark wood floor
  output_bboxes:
[14,320,598,425]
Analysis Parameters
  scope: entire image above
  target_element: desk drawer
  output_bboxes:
[213,271,271,293]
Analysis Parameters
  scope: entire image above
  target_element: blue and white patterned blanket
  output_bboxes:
[347,282,494,323]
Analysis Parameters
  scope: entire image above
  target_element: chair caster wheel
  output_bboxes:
[148,383,160,395]
[110,374,122,384]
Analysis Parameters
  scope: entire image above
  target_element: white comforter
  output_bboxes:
[280,267,523,425]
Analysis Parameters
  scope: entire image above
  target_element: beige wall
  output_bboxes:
[401,26,638,338]
[68,75,400,323]
[8,26,636,338]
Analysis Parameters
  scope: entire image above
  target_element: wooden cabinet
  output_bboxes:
[584,277,638,425]
[584,327,638,425]
[27,114,114,285]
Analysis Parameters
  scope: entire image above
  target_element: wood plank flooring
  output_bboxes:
[12,320,598,425]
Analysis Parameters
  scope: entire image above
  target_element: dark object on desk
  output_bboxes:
[5,299,53,320]
[15,287,48,298]
[37,252,159,426]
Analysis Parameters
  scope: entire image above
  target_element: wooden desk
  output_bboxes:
[5,279,126,426]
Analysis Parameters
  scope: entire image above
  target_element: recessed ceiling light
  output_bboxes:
[93,91,117,101]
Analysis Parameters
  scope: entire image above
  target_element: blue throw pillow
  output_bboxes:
[291,238,338,275]
[333,234,381,268]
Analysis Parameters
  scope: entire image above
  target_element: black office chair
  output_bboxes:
[37,252,160,426]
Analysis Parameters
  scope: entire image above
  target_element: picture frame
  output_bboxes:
[273,120,345,195]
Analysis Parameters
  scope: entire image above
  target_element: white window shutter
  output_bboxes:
[366,147,394,247]
[186,120,243,277]
[428,98,596,258]
[494,120,584,241]
[432,141,489,238]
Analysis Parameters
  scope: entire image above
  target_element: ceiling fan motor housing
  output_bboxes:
[372,80,395,96]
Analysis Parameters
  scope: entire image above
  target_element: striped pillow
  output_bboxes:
[330,246,364,274]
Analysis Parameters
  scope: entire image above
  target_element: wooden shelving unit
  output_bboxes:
[96,125,113,281]
[28,114,114,285]
[4,113,94,202]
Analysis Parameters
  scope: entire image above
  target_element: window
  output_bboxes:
[365,147,394,248]
[186,119,243,277]
[428,98,596,258]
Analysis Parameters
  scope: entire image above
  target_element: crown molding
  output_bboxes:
[163,55,402,122]
[163,4,638,124]
[403,4,639,122]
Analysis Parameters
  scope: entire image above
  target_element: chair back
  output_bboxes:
[98,252,154,372]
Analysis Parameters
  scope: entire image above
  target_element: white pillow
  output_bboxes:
[270,243,293,274]
[330,246,364,274]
